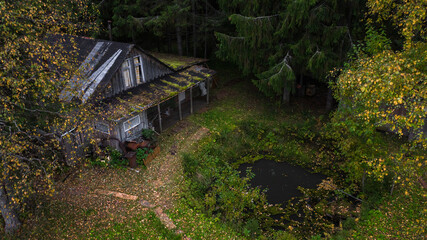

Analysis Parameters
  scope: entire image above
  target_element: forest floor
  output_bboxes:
[14,111,242,239]
[4,60,425,239]
[12,67,259,239]
[10,60,336,240]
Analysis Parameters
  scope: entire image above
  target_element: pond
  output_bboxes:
[238,159,325,205]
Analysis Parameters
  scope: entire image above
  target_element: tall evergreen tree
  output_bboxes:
[98,0,226,57]
[216,0,365,106]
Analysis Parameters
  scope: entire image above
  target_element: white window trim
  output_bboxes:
[95,122,110,135]
[121,59,133,88]
[134,56,146,84]
[123,115,141,132]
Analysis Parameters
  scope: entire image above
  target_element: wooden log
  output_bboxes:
[94,189,138,200]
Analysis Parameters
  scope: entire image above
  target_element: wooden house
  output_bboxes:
[51,35,215,157]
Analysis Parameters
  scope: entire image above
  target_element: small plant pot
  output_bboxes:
[125,141,139,151]
[138,140,150,148]
[125,151,137,168]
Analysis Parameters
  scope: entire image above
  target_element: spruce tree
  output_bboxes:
[216,0,365,106]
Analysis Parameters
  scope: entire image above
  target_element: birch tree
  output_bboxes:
[0,0,98,234]
[332,0,426,191]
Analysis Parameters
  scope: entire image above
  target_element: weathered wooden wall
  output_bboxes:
[98,48,173,99]
[115,111,149,142]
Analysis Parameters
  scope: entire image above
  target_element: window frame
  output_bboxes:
[123,115,141,133]
[133,55,145,84]
[95,122,110,135]
[121,59,133,88]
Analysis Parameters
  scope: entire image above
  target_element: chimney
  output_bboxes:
[108,20,112,41]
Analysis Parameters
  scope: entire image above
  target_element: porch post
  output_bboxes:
[178,95,183,121]
[190,86,193,114]
[157,104,162,133]
[206,78,210,105]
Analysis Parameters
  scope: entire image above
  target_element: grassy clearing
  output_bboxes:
[11,60,329,239]
[12,116,245,239]
[7,59,419,239]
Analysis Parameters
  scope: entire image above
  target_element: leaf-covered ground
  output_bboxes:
[13,86,248,240]
[9,59,330,239]
[8,60,421,239]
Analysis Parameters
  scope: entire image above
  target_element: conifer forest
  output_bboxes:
[0,0,426,239]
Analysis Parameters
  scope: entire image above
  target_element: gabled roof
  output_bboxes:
[98,65,215,122]
[49,34,134,103]
[49,35,216,121]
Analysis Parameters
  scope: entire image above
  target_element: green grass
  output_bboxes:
[88,212,181,240]
[351,189,427,239]
[7,59,421,240]
[169,202,245,239]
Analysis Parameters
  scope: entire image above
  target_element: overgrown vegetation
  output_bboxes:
[182,74,425,238]
[1,0,425,238]
[89,212,181,239]
[0,0,99,234]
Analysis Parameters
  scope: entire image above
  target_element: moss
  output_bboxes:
[161,79,181,90]
[149,52,208,70]
[99,66,215,121]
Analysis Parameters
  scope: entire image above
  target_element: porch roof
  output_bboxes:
[97,65,215,122]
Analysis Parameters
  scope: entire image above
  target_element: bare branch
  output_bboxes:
[0,97,62,116]
[234,14,280,20]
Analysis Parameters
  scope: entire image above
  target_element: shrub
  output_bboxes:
[141,128,156,141]
[136,148,153,167]
[108,147,127,167]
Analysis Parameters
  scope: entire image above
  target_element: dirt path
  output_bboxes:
[140,124,210,209]
[43,120,210,238]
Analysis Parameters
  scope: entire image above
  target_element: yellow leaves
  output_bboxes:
[318,178,337,191]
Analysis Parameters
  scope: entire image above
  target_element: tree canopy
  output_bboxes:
[216,0,365,104]
[0,0,98,234]
[331,0,426,194]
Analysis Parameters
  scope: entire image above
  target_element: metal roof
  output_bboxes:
[48,34,216,121]
[49,34,134,103]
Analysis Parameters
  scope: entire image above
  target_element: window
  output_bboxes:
[123,115,141,132]
[134,56,145,84]
[95,122,110,134]
[121,59,132,88]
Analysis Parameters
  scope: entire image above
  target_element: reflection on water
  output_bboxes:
[238,159,325,205]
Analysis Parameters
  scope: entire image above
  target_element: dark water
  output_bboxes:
[238,159,325,205]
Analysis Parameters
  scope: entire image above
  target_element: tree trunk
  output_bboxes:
[192,0,197,57]
[297,74,304,97]
[0,184,22,235]
[167,33,171,52]
[282,86,290,105]
[326,87,334,111]
[204,0,207,58]
[185,27,189,56]
[176,25,183,56]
